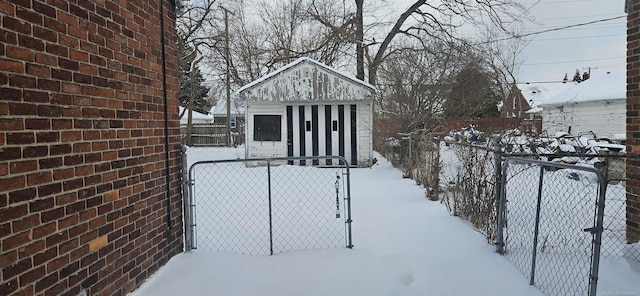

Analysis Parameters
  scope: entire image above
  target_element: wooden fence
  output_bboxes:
[180,124,245,147]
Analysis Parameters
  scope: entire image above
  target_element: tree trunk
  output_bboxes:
[355,0,364,81]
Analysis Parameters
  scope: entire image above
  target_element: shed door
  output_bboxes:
[286,104,357,166]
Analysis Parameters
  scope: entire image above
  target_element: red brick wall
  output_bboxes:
[627,0,640,244]
[0,0,183,295]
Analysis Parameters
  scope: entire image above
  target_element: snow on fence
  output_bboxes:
[383,131,639,295]
[186,156,353,256]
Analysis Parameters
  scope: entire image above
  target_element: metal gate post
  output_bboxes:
[345,164,353,249]
[530,166,545,285]
[588,177,607,296]
[181,145,192,252]
[267,160,274,256]
[188,163,197,250]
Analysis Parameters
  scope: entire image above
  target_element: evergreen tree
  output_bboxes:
[179,42,211,115]
[442,62,501,119]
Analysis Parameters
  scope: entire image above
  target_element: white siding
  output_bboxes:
[541,100,625,139]
[357,102,373,166]
[245,102,287,159]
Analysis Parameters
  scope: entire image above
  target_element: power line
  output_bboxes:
[476,15,625,44]
[530,33,625,41]
[515,15,625,39]
[522,24,625,33]
[524,0,598,5]
[534,13,621,21]
[517,80,573,84]
[523,56,625,66]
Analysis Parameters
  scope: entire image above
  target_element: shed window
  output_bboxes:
[254,115,281,141]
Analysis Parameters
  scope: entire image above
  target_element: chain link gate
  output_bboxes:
[186,156,353,255]
[496,157,606,296]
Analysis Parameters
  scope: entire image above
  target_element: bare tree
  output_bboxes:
[309,0,528,85]
[376,41,458,133]
[201,0,353,90]
[475,27,530,97]
[175,0,220,145]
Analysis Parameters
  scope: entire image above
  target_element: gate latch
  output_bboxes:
[583,227,602,234]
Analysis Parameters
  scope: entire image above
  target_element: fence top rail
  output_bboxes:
[505,153,634,159]
[447,141,495,151]
[189,155,351,177]
[505,156,607,185]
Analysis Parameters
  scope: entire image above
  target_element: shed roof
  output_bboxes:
[539,72,625,106]
[236,57,376,95]
[515,81,577,108]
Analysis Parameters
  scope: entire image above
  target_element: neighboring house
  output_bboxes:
[501,82,576,118]
[208,97,245,132]
[237,57,376,167]
[179,106,213,125]
[501,82,576,134]
[0,0,182,295]
[539,72,625,140]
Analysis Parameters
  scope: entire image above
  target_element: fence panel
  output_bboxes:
[440,141,498,241]
[181,124,245,146]
[187,156,352,256]
[498,157,606,296]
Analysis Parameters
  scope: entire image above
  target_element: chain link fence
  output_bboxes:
[498,158,606,296]
[382,131,639,295]
[187,156,352,256]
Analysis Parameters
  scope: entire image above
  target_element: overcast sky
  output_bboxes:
[515,0,626,82]
[221,0,626,85]
[400,0,626,82]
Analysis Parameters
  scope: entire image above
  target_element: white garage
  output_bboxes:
[237,58,376,167]
[539,72,625,140]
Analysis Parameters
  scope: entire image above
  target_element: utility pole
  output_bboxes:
[583,66,597,75]
[185,49,198,146]
[222,6,234,147]
[582,66,597,81]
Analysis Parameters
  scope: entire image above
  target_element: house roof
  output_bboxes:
[178,106,213,123]
[236,57,376,94]
[539,72,625,106]
[208,98,244,116]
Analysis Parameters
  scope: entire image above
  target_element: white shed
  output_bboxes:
[237,57,376,167]
[539,72,625,140]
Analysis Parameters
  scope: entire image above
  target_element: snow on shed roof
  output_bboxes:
[539,72,625,106]
[516,81,577,107]
[236,57,376,94]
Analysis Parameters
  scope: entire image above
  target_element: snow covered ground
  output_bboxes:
[129,146,640,296]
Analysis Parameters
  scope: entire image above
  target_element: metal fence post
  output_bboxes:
[267,160,274,256]
[530,166,545,285]
[494,136,505,254]
[181,145,192,252]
